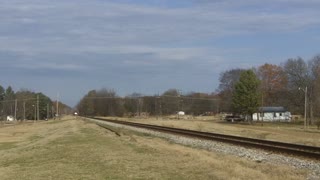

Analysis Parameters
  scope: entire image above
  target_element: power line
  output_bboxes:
[0,98,37,103]
[83,95,219,101]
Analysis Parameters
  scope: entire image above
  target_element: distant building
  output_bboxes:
[6,116,14,121]
[253,107,291,122]
[177,111,185,116]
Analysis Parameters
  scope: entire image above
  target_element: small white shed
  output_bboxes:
[177,111,185,116]
[6,116,14,121]
[253,107,291,122]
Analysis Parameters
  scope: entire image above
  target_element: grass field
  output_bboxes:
[0,117,309,179]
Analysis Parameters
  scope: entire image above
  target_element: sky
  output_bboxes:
[1,0,320,107]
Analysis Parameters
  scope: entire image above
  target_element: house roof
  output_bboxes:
[259,107,287,112]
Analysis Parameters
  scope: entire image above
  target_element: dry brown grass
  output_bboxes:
[0,116,309,179]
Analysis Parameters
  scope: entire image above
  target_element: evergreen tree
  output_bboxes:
[232,70,261,122]
[0,85,4,100]
[37,93,53,119]
[4,86,15,116]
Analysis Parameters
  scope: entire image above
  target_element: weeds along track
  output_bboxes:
[90,117,320,160]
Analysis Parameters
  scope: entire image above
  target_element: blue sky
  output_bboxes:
[1,0,320,106]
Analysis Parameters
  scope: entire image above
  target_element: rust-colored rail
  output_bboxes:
[91,117,320,160]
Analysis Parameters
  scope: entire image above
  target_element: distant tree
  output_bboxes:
[162,89,179,96]
[123,92,143,116]
[124,99,137,116]
[257,63,288,106]
[283,57,310,114]
[15,90,37,120]
[283,57,309,90]
[52,100,72,117]
[232,70,261,122]
[308,55,320,125]
[217,68,246,112]
[37,93,53,119]
[141,96,156,115]
[0,86,66,121]
[184,92,216,115]
[77,88,124,117]
[0,85,4,100]
[96,88,123,116]
[161,89,180,115]
[13,90,54,120]
[3,86,15,116]
[77,90,96,116]
[5,86,14,98]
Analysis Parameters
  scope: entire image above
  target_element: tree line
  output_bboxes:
[76,88,218,117]
[0,85,72,121]
[77,55,320,124]
[218,55,320,124]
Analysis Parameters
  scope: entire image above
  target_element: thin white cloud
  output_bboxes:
[15,62,87,71]
[1,0,319,45]
[0,0,318,67]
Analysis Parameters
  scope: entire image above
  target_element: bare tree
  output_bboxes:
[308,55,320,126]
[161,89,180,115]
[282,57,310,115]
[217,68,246,112]
[257,63,288,106]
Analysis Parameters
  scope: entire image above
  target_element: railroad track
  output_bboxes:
[90,117,320,160]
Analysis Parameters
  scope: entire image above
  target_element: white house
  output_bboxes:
[253,107,291,122]
[6,116,14,121]
[177,111,185,116]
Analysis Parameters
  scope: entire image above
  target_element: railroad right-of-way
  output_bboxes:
[90,117,320,160]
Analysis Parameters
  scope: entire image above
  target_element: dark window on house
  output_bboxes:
[260,112,264,117]
[279,113,282,116]
[274,112,276,117]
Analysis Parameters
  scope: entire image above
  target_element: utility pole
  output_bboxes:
[261,92,264,126]
[33,105,36,122]
[138,98,141,116]
[51,106,54,119]
[304,87,308,130]
[23,101,26,121]
[136,98,140,117]
[37,95,39,121]
[14,99,17,122]
[177,90,181,120]
[56,93,59,119]
[47,104,49,120]
[156,96,159,119]
[299,86,308,131]
[159,96,162,118]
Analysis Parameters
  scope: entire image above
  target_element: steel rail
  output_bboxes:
[91,117,320,160]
